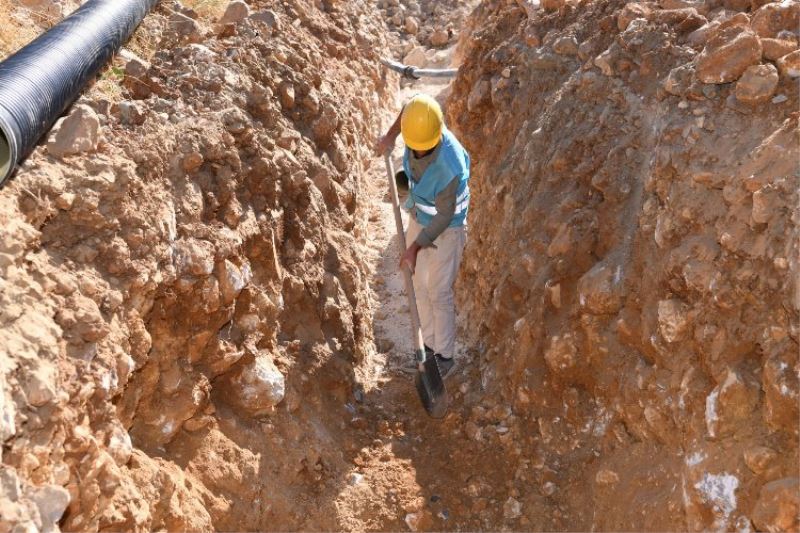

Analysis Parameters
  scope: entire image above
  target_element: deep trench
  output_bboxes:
[124,44,505,533]
[2,1,799,532]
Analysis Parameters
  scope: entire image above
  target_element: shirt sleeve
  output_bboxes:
[415,177,459,248]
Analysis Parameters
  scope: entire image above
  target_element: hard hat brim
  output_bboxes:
[403,130,442,151]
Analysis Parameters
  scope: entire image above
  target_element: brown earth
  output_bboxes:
[0,0,83,59]
[1,0,799,532]
[448,0,799,530]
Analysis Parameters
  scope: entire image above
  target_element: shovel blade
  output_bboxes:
[415,357,448,418]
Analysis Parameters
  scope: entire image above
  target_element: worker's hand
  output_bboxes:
[399,242,421,273]
[375,134,395,156]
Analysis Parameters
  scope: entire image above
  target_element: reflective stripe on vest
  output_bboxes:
[413,186,469,216]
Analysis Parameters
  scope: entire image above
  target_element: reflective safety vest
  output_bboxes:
[403,126,470,228]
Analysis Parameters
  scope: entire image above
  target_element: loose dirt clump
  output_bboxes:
[448,0,798,530]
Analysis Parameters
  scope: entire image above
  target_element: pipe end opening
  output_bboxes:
[0,113,18,188]
[0,130,11,183]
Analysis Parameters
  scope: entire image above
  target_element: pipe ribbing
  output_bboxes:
[0,0,159,187]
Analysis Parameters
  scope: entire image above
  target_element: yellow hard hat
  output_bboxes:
[401,94,443,151]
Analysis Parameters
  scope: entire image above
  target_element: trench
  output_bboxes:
[118,35,522,531]
[1,0,798,532]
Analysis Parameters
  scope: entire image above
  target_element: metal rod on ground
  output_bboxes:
[380,57,458,80]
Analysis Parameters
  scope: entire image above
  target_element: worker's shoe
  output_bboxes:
[434,354,455,378]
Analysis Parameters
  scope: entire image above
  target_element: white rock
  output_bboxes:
[0,466,21,501]
[657,299,690,343]
[467,80,490,111]
[169,12,202,42]
[249,10,279,28]
[503,497,522,519]
[24,361,57,407]
[553,35,579,55]
[217,259,249,304]
[0,375,17,442]
[119,48,149,79]
[29,485,71,533]
[175,238,215,276]
[186,43,217,62]
[219,0,250,24]
[118,100,146,125]
[226,353,285,416]
[347,472,364,486]
[107,423,133,466]
[542,481,557,495]
[47,104,100,158]
[594,49,614,76]
[515,0,541,17]
[751,186,776,224]
[405,513,421,531]
[694,473,739,529]
[544,334,577,373]
[705,388,720,437]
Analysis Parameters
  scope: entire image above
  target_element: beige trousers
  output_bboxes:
[406,217,466,358]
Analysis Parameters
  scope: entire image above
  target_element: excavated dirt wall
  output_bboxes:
[0,1,395,530]
[449,0,798,530]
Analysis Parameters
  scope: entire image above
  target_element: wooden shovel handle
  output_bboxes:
[383,153,427,358]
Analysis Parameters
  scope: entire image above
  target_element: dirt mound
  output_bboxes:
[0,0,394,530]
[448,0,798,529]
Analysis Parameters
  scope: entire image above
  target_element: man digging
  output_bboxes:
[376,94,471,377]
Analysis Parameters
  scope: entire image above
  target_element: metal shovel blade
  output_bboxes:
[415,354,448,418]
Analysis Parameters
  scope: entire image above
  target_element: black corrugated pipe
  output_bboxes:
[0,0,159,187]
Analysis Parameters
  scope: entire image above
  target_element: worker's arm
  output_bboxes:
[375,108,403,155]
[415,177,458,247]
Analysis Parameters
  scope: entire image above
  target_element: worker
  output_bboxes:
[375,94,470,377]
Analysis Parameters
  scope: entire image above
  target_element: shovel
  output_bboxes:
[383,152,448,419]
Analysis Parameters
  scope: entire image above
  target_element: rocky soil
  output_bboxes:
[1,0,798,532]
[0,0,395,530]
[379,0,478,70]
[448,0,799,530]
